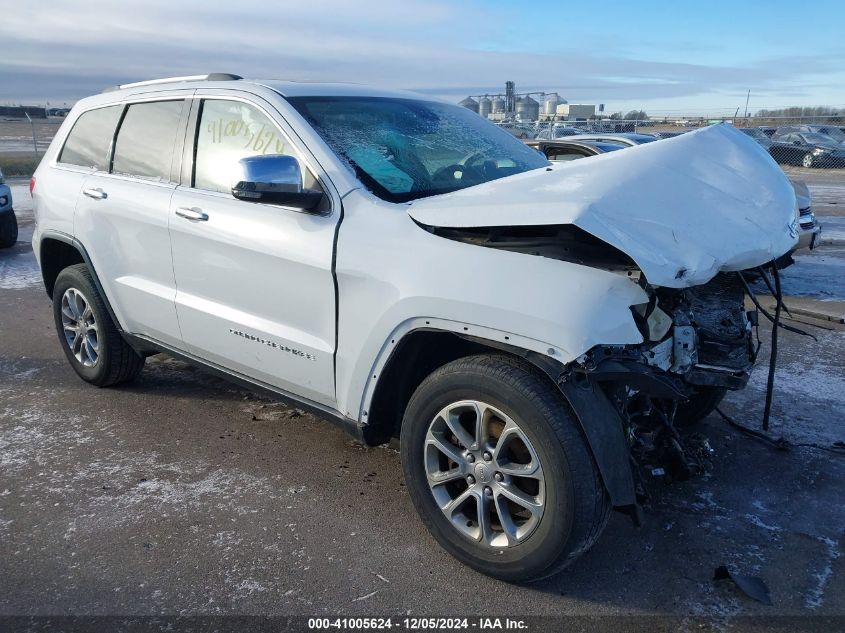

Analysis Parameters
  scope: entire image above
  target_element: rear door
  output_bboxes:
[74,94,190,346]
[168,94,339,407]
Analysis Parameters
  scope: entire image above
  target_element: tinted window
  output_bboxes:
[194,99,320,194]
[545,147,589,161]
[58,105,121,170]
[112,100,184,181]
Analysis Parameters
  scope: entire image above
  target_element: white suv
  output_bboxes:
[31,74,797,581]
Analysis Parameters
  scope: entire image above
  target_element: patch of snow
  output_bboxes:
[806,536,841,609]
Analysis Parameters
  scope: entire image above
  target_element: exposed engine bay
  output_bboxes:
[572,273,760,495]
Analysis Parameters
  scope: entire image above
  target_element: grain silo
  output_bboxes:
[516,96,539,121]
[478,96,492,118]
[524,95,540,121]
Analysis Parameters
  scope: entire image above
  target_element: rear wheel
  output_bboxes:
[400,354,610,582]
[674,387,726,428]
[0,211,17,248]
[52,264,145,386]
[802,153,814,168]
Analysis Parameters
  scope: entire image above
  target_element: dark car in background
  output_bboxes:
[739,127,772,149]
[769,130,845,167]
[758,126,778,137]
[525,139,625,160]
[0,168,17,248]
[777,124,845,144]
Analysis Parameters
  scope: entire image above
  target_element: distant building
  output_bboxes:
[554,103,596,121]
[459,81,596,123]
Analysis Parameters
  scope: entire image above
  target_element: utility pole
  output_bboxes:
[744,89,750,119]
[25,112,38,157]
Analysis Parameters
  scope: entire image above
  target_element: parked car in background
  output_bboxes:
[791,179,821,250]
[0,168,17,248]
[769,130,845,168]
[758,126,778,137]
[564,132,657,147]
[525,139,625,160]
[776,124,845,144]
[535,126,584,140]
[654,131,688,140]
[739,127,772,149]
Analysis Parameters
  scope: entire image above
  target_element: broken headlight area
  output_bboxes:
[424,223,641,273]
[573,273,759,487]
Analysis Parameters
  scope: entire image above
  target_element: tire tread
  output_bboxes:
[404,353,611,582]
[53,264,145,387]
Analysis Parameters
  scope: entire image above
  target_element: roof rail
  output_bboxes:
[102,73,242,93]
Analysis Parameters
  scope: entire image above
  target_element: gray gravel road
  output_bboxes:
[2,180,844,625]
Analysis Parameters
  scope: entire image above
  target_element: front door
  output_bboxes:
[169,97,338,406]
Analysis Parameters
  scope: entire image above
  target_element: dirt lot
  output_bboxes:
[1,179,844,629]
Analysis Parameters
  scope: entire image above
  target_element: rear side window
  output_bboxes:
[112,100,184,181]
[58,105,121,170]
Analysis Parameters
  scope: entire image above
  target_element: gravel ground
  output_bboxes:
[1,179,844,628]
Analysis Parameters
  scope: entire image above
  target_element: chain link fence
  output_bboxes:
[0,117,62,176]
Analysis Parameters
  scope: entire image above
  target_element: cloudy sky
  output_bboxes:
[2,0,844,114]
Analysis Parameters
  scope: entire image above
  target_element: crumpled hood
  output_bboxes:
[408,124,798,288]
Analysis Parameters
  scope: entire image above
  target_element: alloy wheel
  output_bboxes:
[423,400,545,548]
[60,287,100,367]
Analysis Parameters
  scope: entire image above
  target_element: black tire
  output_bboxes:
[52,264,145,386]
[400,354,610,582]
[0,211,17,248]
[674,387,726,428]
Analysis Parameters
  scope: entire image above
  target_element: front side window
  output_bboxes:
[288,96,549,202]
[58,105,121,170]
[112,100,184,181]
[193,99,320,194]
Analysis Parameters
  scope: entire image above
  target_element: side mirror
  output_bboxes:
[231,155,323,211]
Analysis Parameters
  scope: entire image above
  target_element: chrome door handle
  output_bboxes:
[175,207,209,221]
[82,188,108,200]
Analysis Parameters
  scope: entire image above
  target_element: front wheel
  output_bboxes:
[400,355,610,582]
[802,153,814,168]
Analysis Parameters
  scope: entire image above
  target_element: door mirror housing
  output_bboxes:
[231,155,323,210]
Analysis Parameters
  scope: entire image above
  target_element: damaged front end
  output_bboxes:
[569,273,759,501]
[409,125,799,521]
